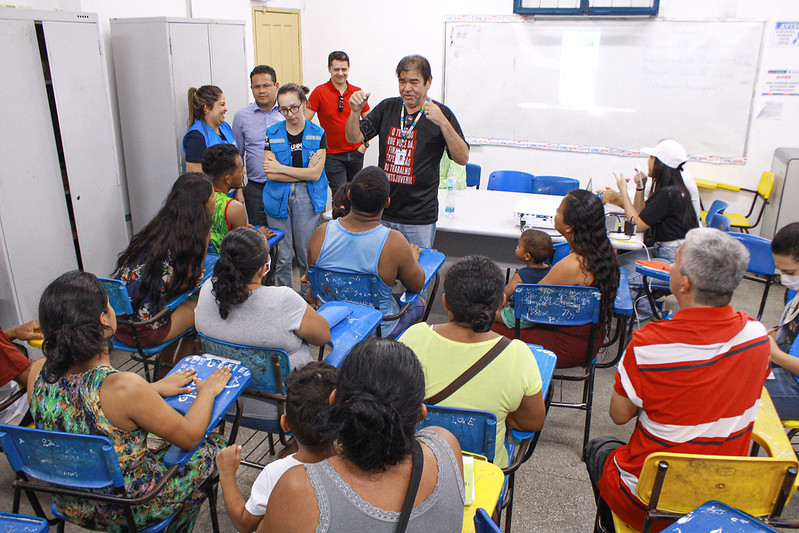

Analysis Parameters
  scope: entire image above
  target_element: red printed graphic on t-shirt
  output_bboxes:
[384,127,417,185]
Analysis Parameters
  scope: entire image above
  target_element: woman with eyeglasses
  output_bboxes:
[195,227,330,420]
[262,83,328,289]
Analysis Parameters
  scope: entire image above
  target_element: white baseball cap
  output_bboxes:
[640,139,687,169]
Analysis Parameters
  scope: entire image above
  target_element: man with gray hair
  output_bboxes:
[584,228,771,532]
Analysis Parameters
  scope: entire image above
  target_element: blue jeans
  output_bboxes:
[325,150,364,197]
[269,183,320,289]
[380,221,436,249]
[618,243,679,322]
[765,366,799,421]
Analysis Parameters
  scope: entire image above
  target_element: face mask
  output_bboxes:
[781,273,799,291]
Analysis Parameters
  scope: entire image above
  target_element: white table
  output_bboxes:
[433,189,644,267]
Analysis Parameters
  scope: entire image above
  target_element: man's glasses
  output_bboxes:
[338,95,344,112]
[278,105,301,116]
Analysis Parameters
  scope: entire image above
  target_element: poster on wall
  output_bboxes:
[762,70,799,96]
[772,22,799,47]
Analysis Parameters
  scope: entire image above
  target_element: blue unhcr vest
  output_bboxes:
[262,121,328,219]
[182,119,236,153]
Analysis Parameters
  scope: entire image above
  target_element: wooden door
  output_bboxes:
[252,9,302,85]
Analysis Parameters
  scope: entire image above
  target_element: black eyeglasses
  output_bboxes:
[278,105,301,116]
[338,95,344,112]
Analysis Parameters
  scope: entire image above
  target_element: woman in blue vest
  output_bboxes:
[183,85,236,173]
[263,83,328,289]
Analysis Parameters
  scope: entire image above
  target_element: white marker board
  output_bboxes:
[444,19,764,158]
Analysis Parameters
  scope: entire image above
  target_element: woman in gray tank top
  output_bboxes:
[260,338,465,532]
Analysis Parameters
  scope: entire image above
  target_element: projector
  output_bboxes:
[514,198,557,230]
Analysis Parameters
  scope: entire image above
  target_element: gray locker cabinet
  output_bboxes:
[111,17,248,233]
[0,8,128,328]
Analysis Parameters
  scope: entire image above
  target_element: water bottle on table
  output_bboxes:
[445,175,456,217]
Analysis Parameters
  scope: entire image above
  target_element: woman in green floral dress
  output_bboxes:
[28,271,230,532]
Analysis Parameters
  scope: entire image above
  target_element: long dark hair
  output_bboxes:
[562,190,620,329]
[114,173,211,313]
[323,338,425,473]
[39,271,110,383]
[444,255,505,333]
[212,227,269,319]
[649,158,698,230]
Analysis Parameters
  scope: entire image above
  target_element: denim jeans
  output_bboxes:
[269,183,320,289]
[765,366,799,421]
[380,221,437,249]
[619,243,680,322]
[325,150,364,197]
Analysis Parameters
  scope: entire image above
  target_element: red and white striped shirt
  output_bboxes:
[599,305,770,531]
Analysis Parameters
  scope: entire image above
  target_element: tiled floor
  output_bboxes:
[1,265,796,532]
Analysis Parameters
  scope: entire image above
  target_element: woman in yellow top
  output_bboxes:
[399,255,546,468]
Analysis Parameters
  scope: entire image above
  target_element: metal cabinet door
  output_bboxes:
[43,20,129,276]
[209,22,248,122]
[0,19,77,325]
[168,21,212,171]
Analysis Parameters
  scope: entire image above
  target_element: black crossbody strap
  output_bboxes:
[396,439,424,533]
[424,336,511,405]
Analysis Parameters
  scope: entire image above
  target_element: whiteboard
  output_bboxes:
[444,20,764,159]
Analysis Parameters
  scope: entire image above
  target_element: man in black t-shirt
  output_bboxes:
[345,55,469,248]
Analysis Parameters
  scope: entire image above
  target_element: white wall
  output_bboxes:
[297,0,799,221]
[9,0,799,228]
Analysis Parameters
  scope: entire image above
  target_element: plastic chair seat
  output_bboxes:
[98,253,220,381]
[530,175,579,196]
[487,171,535,193]
[0,424,217,532]
[513,285,602,455]
[0,512,48,533]
[633,452,798,533]
[308,249,444,338]
[198,335,291,463]
[726,212,752,228]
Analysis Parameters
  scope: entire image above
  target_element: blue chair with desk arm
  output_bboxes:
[98,253,219,382]
[0,512,48,532]
[466,162,482,188]
[197,334,291,463]
[632,260,673,325]
[316,302,383,367]
[728,232,776,321]
[0,423,222,533]
[307,249,445,338]
[708,212,732,231]
[417,345,557,533]
[699,198,728,226]
[531,175,580,196]
[487,171,535,193]
[513,284,602,456]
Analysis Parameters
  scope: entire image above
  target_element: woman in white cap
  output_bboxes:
[600,139,700,291]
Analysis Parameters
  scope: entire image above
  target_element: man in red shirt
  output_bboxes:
[585,228,771,532]
[305,51,370,197]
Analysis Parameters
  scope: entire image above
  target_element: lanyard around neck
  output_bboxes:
[400,104,424,139]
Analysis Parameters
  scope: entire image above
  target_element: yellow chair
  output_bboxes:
[610,452,798,533]
[697,172,775,233]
